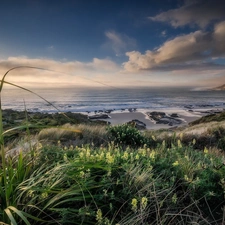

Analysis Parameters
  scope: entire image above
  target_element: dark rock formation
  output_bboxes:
[88,114,110,119]
[128,108,137,112]
[127,119,146,130]
[104,109,114,113]
[170,113,179,118]
[147,111,182,126]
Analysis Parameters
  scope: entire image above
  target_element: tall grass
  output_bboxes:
[0,66,80,224]
[0,67,225,224]
[0,67,35,224]
[14,141,225,224]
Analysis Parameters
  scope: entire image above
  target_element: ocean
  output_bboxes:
[1,87,225,113]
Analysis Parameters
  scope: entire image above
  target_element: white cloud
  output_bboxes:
[104,30,136,55]
[0,56,120,87]
[123,21,225,72]
[89,58,119,71]
[161,30,167,37]
[149,0,225,28]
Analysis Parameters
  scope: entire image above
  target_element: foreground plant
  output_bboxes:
[0,69,30,224]
[13,141,225,224]
[0,67,74,224]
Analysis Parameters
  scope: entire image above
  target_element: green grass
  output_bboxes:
[12,141,225,224]
[0,67,225,224]
[190,111,225,125]
[2,120,225,224]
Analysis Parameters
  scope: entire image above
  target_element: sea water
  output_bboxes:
[1,87,225,113]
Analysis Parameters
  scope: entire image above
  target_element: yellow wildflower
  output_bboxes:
[192,138,196,145]
[106,152,114,164]
[131,198,138,212]
[135,154,140,160]
[149,150,155,160]
[141,197,148,210]
[177,139,182,148]
[122,151,129,160]
[96,209,103,224]
[204,147,208,154]
[172,161,179,166]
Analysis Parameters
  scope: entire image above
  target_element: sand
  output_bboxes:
[89,109,202,130]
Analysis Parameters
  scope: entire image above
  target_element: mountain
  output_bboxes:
[211,84,225,90]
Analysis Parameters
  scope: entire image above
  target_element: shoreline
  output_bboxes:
[86,108,214,130]
[2,106,224,131]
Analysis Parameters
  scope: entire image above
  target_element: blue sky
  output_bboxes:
[0,0,225,88]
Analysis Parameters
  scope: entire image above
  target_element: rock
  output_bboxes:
[147,111,182,126]
[184,105,193,109]
[127,119,146,130]
[147,111,166,121]
[88,114,111,119]
[104,109,113,113]
[170,113,179,118]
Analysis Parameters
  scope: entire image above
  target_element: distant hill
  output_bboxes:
[211,84,225,90]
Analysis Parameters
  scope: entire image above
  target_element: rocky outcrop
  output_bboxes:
[211,84,225,91]
[88,114,111,119]
[146,111,182,126]
[126,119,146,130]
[128,108,137,112]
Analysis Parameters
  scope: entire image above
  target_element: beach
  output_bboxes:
[86,108,208,130]
[2,88,224,130]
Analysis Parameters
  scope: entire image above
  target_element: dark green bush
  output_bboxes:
[107,124,146,148]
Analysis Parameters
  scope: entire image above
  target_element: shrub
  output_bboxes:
[107,124,146,148]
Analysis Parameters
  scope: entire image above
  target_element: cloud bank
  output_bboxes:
[0,57,120,87]
[149,0,225,28]
[123,21,225,72]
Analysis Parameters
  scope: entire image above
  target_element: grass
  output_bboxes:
[189,111,225,125]
[38,123,108,147]
[0,67,225,224]
[12,141,225,224]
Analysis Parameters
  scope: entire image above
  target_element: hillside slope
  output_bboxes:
[211,84,225,90]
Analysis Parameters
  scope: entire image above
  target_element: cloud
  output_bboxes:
[89,58,119,71]
[123,21,225,72]
[161,30,167,37]
[47,45,55,51]
[213,21,225,54]
[149,0,225,28]
[0,56,120,87]
[104,30,136,55]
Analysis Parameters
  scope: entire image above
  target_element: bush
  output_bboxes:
[107,124,146,148]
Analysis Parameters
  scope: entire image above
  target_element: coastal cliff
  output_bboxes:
[211,84,225,90]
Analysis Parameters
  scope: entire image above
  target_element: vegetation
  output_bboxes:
[0,67,225,224]
[190,111,225,125]
[1,116,225,224]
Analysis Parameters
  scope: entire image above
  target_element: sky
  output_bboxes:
[0,0,225,88]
